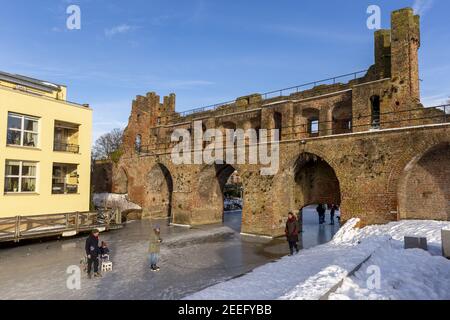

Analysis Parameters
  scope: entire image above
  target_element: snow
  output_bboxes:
[186,219,450,300]
[329,243,450,300]
[93,193,141,212]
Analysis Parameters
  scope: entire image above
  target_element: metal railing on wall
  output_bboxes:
[135,104,449,156]
[158,70,369,123]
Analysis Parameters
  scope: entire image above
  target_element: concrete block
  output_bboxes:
[442,229,450,259]
[404,236,428,251]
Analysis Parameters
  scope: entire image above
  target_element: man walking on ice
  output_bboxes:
[85,229,102,279]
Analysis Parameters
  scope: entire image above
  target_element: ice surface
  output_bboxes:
[0,210,339,300]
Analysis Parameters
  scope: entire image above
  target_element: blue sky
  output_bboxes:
[0,0,449,141]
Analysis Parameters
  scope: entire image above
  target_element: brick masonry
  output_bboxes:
[93,8,450,237]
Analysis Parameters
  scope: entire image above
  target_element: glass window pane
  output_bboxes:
[7,130,21,145]
[22,163,36,177]
[24,118,38,132]
[5,177,19,192]
[23,132,38,147]
[5,162,20,176]
[310,120,319,133]
[21,178,36,192]
[7,115,22,130]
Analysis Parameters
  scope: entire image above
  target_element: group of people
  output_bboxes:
[84,224,162,278]
[85,205,340,276]
[316,204,339,225]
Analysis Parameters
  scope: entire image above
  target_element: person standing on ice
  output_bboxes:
[148,225,162,271]
[85,229,101,279]
[285,212,300,256]
[316,204,326,224]
[330,204,338,225]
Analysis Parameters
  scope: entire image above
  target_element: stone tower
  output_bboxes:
[390,8,421,104]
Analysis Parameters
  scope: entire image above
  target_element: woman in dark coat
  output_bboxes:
[285,212,300,256]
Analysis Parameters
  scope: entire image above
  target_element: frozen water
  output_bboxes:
[0,209,340,300]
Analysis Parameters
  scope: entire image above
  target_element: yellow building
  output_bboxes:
[0,71,92,218]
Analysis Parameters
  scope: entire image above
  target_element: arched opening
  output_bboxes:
[294,153,341,247]
[370,95,381,129]
[332,103,353,134]
[196,164,244,231]
[147,163,174,220]
[398,142,450,221]
[302,108,320,137]
[114,167,128,194]
[273,112,282,140]
[222,168,243,232]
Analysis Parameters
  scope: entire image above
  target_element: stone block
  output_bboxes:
[404,236,428,251]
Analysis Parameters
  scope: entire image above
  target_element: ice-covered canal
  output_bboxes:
[0,207,339,300]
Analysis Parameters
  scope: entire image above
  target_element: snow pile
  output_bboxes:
[93,193,141,213]
[330,219,449,255]
[330,242,450,300]
[186,219,450,300]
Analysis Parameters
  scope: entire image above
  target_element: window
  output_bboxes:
[370,95,381,129]
[52,163,79,194]
[7,113,39,147]
[4,161,37,193]
[309,118,319,135]
[274,112,282,140]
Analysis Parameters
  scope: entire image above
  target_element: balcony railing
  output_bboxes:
[52,183,78,194]
[54,141,80,153]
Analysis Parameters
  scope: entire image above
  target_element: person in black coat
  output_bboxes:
[316,204,326,224]
[330,204,338,225]
[85,229,101,278]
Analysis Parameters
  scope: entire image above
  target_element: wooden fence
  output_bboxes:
[0,210,123,243]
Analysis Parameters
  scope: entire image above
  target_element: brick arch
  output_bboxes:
[397,142,450,220]
[387,137,450,216]
[283,146,339,175]
[293,152,341,207]
[271,150,341,230]
[113,166,129,194]
[146,163,174,219]
[331,101,353,134]
[191,163,244,225]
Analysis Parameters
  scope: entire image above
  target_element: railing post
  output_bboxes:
[15,216,21,242]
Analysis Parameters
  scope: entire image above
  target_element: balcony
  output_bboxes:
[54,121,80,154]
[53,141,80,153]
